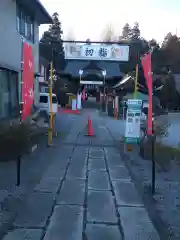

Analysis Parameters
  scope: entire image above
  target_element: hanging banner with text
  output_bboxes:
[64,43,129,61]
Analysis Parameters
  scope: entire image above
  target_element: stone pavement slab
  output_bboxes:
[34,148,70,193]
[109,166,131,181]
[85,224,122,240]
[89,148,104,159]
[40,159,68,180]
[63,134,78,143]
[43,205,83,240]
[66,162,86,179]
[113,181,144,207]
[105,149,125,168]
[73,146,89,159]
[118,206,160,239]
[3,229,43,240]
[65,147,88,181]
[89,139,115,147]
[104,146,120,157]
[14,192,54,228]
[88,171,110,190]
[105,118,125,141]
[87,190,117,223]
[57,179,85,206]
[50,145,74,161]
[42,167,66,180]
[107,156,126,168]
[88,159,106,171]
[34,176,62,194]
[76,136,90,145]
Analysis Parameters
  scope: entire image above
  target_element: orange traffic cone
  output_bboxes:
[85,116,95,137]
[88,118,93,136]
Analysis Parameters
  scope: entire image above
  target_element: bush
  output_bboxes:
[0,122,37,161]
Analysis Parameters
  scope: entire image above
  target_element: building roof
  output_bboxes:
[35,0,53,23]
[97,61,122,78]
[64,61,88,77]
[123,92,149,101]
[64,60,123,78]
[113,76,132,88]
[17,0,52,24]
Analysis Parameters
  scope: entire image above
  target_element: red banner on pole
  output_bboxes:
[141,52,153,135]
[22,42,34,121]
[82,88,86,101]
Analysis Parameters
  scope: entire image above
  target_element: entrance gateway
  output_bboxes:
[63,41,130,88]
[63,41,130,112]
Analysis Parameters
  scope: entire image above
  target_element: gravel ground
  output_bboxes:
[118,144,180,239]
[155,113,180,147]
[105,114,180,240]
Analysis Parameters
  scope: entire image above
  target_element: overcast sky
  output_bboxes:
[39,0,180,42]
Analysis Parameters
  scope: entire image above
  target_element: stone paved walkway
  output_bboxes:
[2,110,160,240]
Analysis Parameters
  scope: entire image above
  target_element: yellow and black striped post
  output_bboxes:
[134,64,138,98]
[48,61,53,146]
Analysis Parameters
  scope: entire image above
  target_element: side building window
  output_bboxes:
[20,11,25,36]
[0,69,19,119]
[16,5,21,32]
[16,4,34,43]
[40,95,48,103]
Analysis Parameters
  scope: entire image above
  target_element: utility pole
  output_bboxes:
[16,36,24,186]
[48,61,53,146]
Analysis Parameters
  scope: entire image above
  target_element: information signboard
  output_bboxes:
[64,43,129,61]
[124,99,142,144]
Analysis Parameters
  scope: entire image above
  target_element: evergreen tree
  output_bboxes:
[40,12,65,71]
[86,38,91,44]
[121,23,131,40]
[158,72,177,109]
[149,39,158,49]
[131,22,140,40]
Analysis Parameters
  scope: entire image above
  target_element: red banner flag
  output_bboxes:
[141,52,153,135]
[22,42,34,121]
[82,88,86,101]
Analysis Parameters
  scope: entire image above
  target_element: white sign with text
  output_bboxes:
[124,99,142,143]
[64,43,129,61]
